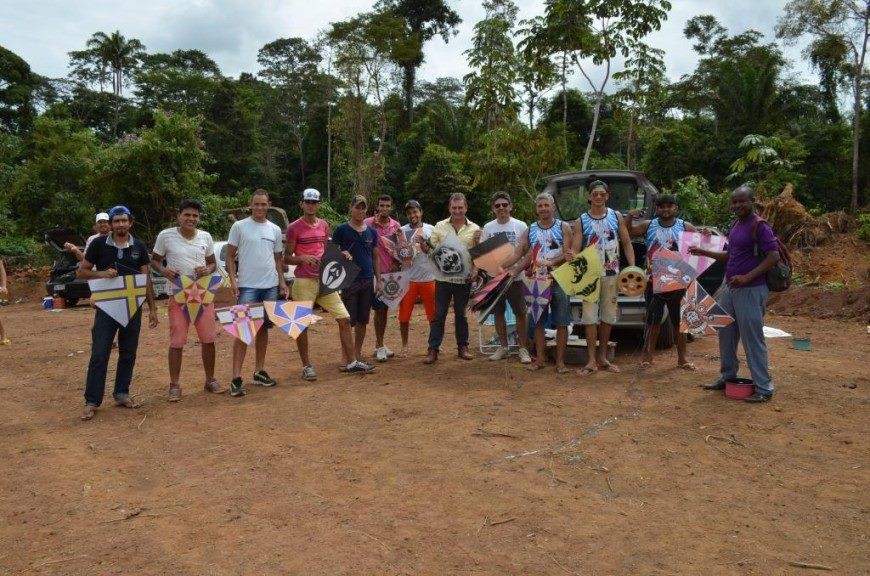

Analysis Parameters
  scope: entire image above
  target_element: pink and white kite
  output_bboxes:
[678,231,727,276]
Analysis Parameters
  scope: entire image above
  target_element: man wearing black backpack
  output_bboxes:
[689,185,782,403]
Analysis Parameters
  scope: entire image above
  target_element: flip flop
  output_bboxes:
[677,362,697,371]
[577,366,597,376]
[526,363,545,371]
[599,362,621,373]
[556,365,571,374]
[640,361,652,370]
[81,404,96,421]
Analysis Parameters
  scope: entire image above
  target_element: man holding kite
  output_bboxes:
[690,185,780,403]
[77,205,157,421]
[628,194,697,370]
[225,190,289,397]
[479,191,531,364]
[503,193,574,372]
[363,194,401,362]
[285,188,367,379]
[573,181,635,376]
[151,199,223,401]
[397,200,436,357]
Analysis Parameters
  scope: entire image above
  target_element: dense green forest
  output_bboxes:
[0,0,867,263]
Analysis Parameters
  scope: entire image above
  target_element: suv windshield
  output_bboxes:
[554,179,645,221]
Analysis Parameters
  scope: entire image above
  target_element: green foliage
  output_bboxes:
[667,175,731,228]
[405,143,474,218]
[0,45,38,133]
[0,236,50,267]
[88,111,215,242]
[197,189,252,240]
[858,213,870,244]
[727,133,807,197]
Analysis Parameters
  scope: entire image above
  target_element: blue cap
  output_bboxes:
[108,205,132,220]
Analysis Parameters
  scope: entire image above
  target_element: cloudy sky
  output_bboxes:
[1,0,815,87]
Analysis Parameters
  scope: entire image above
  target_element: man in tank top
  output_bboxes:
[573,180,635,376]
[628,194,697,371]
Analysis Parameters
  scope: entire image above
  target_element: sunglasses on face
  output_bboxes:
[493,202,510,208]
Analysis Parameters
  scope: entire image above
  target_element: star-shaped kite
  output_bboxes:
[263,300,321,339]
[88,274,147,327]
[679,280,734,335]
[215,304,265,345]
[522,275,552,325]
[169,273,222,322]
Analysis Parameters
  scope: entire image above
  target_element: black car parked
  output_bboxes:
[542,170,726,348]
[44,228,91,306]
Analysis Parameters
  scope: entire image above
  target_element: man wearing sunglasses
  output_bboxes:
[479,192,531,363]
[77,205,158,421]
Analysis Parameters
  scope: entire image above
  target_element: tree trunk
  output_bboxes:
[561,53,567,162]
[627,112,635,170]
[581,90,603,171]
[296,133,306,188]
[850,13,868,212]
[403,63,416,126]
[528,93,535,129]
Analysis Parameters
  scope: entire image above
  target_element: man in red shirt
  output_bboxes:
[364,194,401,362]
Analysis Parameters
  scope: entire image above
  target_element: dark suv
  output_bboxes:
[542,170,725,347]
[44,228,92,306]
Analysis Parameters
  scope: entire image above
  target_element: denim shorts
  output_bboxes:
[535,282,572,328]
[341,277,374,326]
[237,286,278,329]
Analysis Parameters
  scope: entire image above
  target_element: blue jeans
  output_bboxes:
[716,284,773,395]
[237,286,278,329]
[84,308,142,406]
[428,280,471,349]
[534,283,572,328]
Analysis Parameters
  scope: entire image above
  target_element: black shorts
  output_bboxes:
[645,283,685,327]
[341,277,374,327]
[491,280,525,319]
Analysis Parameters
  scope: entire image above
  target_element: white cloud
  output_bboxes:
[0,0,814,86]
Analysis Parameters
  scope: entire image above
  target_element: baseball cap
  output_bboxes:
[351,194,368,207]
[107,205,132,220]
[302,188,321,201]
[589,180,609,193]
[95,212,110,223]
[405,199,421,210]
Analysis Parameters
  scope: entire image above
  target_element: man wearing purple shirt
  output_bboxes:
[689,185,781,402]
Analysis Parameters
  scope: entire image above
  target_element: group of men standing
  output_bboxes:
[78,182,781,419]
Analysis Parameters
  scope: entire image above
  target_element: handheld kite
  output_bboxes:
[679,280,734,335]
[168,273,222,322]
[552,246,603,302]
[88,274,147,327]
[651,247,696,293]
[522,275,552,325]
[215,304,265,345]
[678,231,726,276]
[263,300,320,339]
[377,271,411,309]
[319,242,361,296]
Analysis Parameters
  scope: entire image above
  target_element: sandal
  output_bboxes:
[677,362,697,371]
[204,379,225,394]
[0,338,10,345]
[599,362,621,373]
[577,366,597,377]
[114,396,134,408]
[81,404,96,421]
[168,384,182,402]
[556,365,571,374]
[526,363,545,371]
[640,361,652,370]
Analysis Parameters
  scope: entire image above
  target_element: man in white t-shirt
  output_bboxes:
[478,191,531,363]
[397,200,437,357]
[152,199,223,401]
[225,190,289,397]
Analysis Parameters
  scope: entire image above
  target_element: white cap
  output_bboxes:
[95,212,110,223]
[302,188,321,201]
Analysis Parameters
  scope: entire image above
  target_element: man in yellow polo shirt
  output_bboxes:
[419,192,480,364]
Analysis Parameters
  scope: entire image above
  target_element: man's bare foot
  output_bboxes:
[399,345,409,358]
[598,361,620,373]
[556,365,571,374]
[526,363,545,371]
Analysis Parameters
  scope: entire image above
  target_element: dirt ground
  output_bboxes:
[0,284,868,576]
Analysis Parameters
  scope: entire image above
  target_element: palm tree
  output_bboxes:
[83,31,145,136]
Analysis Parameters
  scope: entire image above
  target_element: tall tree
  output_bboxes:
[0,45,38,133]
[463,0,520,130]
[376,0,461,123]
[777,0,870,211]
[135,49,222,114]
[68,31,145,136]
[515,19,558,129]
[257,37,329,188]
[613,41,666,169]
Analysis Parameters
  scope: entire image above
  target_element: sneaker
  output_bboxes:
[253,370,276,387]
[375,347,389,362]
[384,346,395,358]
[302,365,317,381]
[168,384,182,402]
[489,346,509,361]
[229,377,246,397]
[745,391,772,403]
[346,361,374,374]
[518,347,532,364]
[113,395,134,408]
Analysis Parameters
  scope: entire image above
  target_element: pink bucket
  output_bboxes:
[725,378,755,400]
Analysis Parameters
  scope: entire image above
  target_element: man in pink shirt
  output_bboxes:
[364,194,401,362]
[285,188,362,380]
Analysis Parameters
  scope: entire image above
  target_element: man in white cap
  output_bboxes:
[65,212,110,262]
